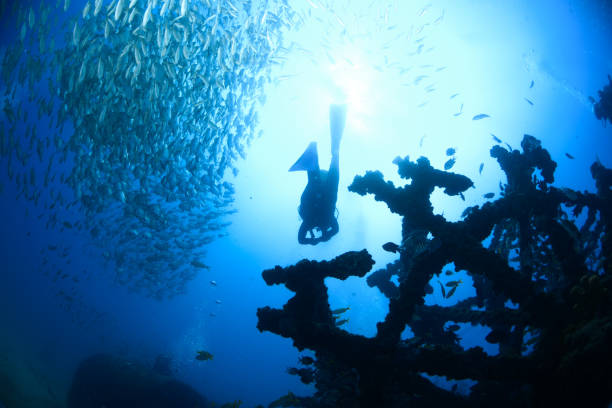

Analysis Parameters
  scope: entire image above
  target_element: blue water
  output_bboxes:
[1,0,611,406]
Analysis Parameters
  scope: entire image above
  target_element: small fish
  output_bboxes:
[446,285,458,298]
[417,4,431,16]
[299,356,315,365]
[478,163,484,174]
[454,103,464,117]
[445,270,453,276]
[414,75,428,85]
[114,0,124,21]
[447,324,460,331]
[419,134,426,147]
[191,260,208,269]
[332,306,350,315]
[215,299,222,304]
[491,134,502,143]
[142,1,152,26]
[446,147,456,156]
[524,98,534,106]
[335,318,349,326]
[449,93,459,99]
[437,280,446,298]
[210,280,217,286]
[94,0,102,16]
[195,350,213,361]
[180,0,188,17]
[565,153,575,159]
[529,80,534,88]
[445,280,462,287]
[483,192,494,199]
[444,157,456,170]
[472,113,490,120]
[382,242,400,253]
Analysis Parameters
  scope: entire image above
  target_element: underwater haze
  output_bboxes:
[1,0,611,407]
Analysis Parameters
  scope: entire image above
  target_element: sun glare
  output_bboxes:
[319,48,381,134]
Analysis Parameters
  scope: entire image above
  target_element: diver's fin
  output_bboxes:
[289,141,319,172]
[330,104,347,155]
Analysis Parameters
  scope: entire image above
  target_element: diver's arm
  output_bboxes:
[320,217,339,242]
[298,222,309,244]
[298,222,321,245]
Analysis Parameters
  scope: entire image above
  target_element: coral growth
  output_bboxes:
[591,74,612,125]
[68,354,208,408]
[258,135,612,407]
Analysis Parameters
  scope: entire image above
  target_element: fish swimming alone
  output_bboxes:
[419,134,426,147]
[445,280,463,287]
[195,351,213,361]
[446,285,458,298]
[472,113,490,120]
[453,103,464,116]
[332,306,350,315]
[382,242,400,253]
[335,318,349,326]
[191,260,208,269]
[437,280,446,298]
[444,157,456,170]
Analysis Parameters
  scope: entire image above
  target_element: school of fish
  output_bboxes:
[0,0,297,299]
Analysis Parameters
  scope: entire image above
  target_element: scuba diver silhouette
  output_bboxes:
[289,104,347,245]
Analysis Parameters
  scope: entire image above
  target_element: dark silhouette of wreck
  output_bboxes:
[258,135,612,408]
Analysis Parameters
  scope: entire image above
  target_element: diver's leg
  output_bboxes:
[298,222,309,244]
[289,142,319,172]
[329,104,346,157]
[328,104,345,190]
[327,149,340,208]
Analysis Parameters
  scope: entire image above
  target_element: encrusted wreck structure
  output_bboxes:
[592,74,612,126]
[258,135,612,407]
